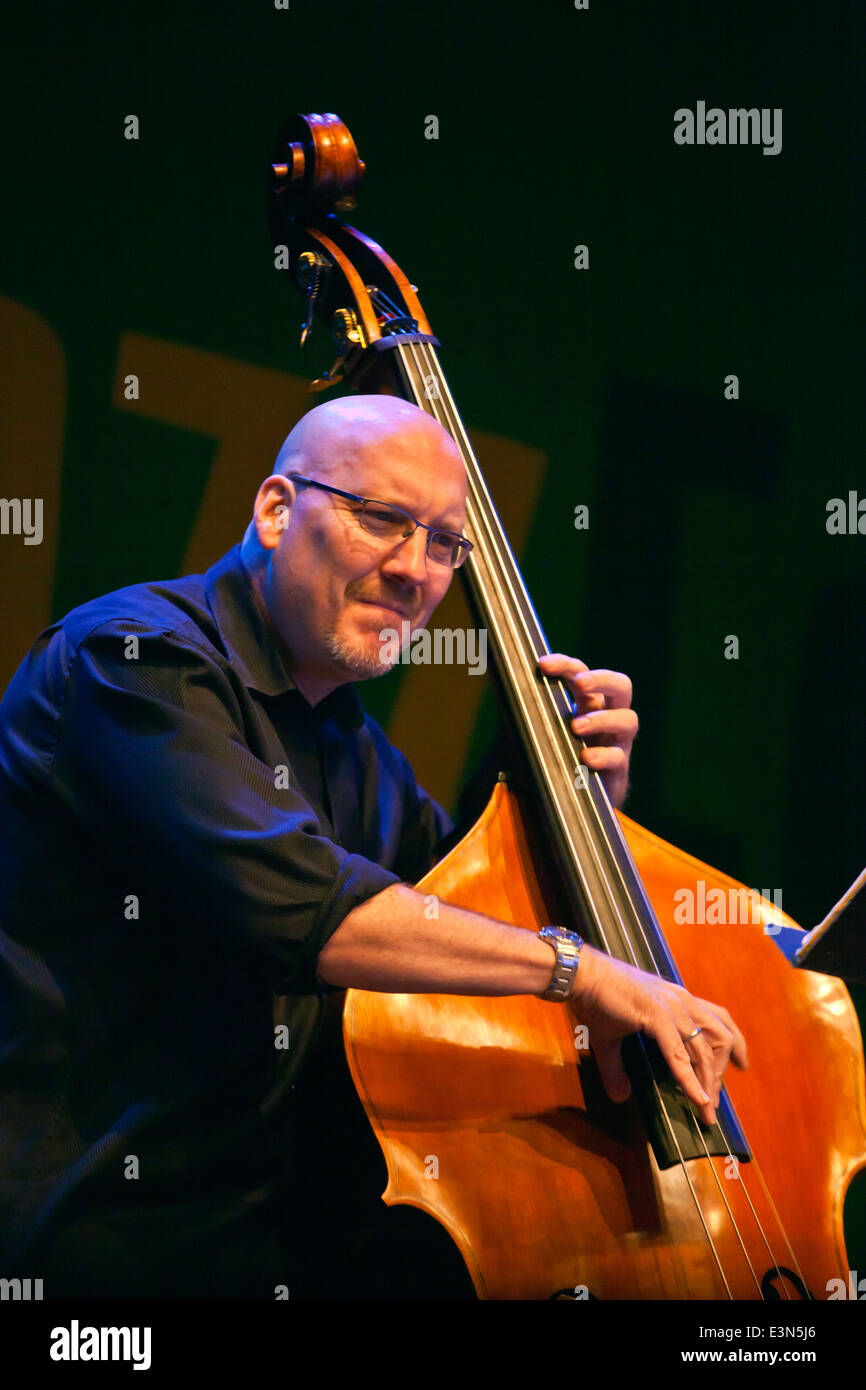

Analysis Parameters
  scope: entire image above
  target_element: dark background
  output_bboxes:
[2,0,864,1267]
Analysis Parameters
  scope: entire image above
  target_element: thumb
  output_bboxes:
[591,1037,632,1104]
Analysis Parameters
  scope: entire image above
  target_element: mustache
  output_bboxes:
[349,583,420,618]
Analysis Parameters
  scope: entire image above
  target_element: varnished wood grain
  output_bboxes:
[344,783,866,1300]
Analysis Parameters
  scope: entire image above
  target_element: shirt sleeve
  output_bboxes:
[49,619,403,994]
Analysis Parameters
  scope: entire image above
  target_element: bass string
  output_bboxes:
[401,342,740,1297]
[400,344,627,950]
[398,335,805,1299]
[677,1091,800,1300]
[397,339,733,1289]
[394,338,740,1286]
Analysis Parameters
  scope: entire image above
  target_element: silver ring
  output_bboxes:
[683,1026,702,1041]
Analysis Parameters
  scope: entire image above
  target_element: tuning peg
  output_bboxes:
[332,307,363,348]
[308,352,349,392]
[296,251,330,347]
[307,308,365,392]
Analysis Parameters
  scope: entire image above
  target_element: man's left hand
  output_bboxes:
[537,653,638,810]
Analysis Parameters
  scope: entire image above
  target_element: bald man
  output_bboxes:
[0,396,744,1300]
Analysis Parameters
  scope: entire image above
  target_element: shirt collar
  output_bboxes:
[204,543,363,727]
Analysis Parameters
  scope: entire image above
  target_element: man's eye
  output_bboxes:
[429,534,457,558]
[364,508,405,529]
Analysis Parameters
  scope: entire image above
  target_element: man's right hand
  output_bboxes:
[568,945,748,1128]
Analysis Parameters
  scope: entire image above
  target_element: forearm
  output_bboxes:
[316,882,556,996]
[316,883,744,1128]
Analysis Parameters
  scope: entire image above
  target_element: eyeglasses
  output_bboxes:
[287,474,474,569]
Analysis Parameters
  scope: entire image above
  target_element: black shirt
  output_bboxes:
[0,542,453,1294]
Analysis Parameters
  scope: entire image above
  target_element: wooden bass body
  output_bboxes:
[344,781,866,1300]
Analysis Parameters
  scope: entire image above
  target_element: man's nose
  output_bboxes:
[380,527,430,586]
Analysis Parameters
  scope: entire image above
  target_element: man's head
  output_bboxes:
[241,395,468,704]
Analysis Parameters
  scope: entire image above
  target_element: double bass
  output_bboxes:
[268,112,866,1300]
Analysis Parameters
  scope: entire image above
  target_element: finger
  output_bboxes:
[691,998,748,1069]
[590,1036,632,1105]
[538,653,589,679]
[692,1013,736,1095]
[579,746,629,776]
[663,984,747,1074]
[682,1004,744,1091]
[574,668,633,710]
[670,1011,720,1110]
[646,1005,716,1125]
[666,996,737,1102]
[538,655,605,713]
[680,1025,723,1107]
[573,709,639,745]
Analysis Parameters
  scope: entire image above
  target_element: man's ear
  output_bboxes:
[252,475,296,551]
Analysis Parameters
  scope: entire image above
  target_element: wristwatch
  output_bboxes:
[538,925,584,1002]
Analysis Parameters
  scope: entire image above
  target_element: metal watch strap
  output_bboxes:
[538,926,584,1002]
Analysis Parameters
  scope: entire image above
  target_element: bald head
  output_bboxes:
[271,394,465,490]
